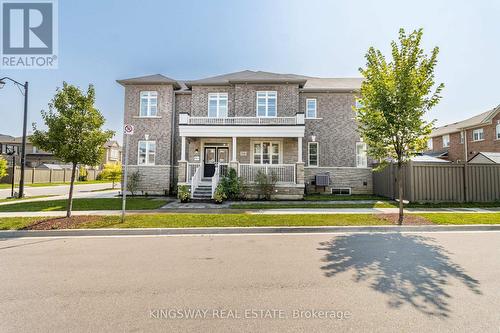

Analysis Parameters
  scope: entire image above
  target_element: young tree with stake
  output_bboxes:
[357,28,444,224]
[31,83,114,217]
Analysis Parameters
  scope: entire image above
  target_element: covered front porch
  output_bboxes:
[177,136,305,199]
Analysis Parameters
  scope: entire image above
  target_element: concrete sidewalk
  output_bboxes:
[0,207,499,218]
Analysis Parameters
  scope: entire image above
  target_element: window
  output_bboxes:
[137,141,156,165]
[427,138,433,150]
[308,142,319,167]
[306,99,317,118]
[110,149,119,160]
[208,93,228,118]
[332,188,351,195]
[472,128,484,141]
[356,142,367,168]
[256,91,277,117]
[140,91,158,117]
[496,124,500,140]
[253,141,280,164]
[460,132,464,144]
[442,134,450,147]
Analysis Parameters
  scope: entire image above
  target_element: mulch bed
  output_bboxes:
[23,216,102,230]
[376,213,432,225]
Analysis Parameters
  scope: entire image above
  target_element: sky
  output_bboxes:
[1,0,499,144]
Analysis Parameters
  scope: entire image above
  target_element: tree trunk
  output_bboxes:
[398,163,404,225]
[67,162,77,218]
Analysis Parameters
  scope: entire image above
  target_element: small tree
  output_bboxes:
[31,83,114,217]
[100,163,122,188]
[127,170,141,196]
[357,28,444,224]
[255,170,278,200]
[0,157,7,179]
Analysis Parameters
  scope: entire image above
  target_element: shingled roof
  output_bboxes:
[116,74,181,89]
[431,106,500,137]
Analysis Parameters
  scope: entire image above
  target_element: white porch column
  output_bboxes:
[232,136,237,161]
[181,136,187,161]
[297,137,303,163]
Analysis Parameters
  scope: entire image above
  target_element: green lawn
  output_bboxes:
[0,180,113,189]
[417,213,500,225]
[231,202,396,209]
[0,198,167,212]
[407,202,500,208]
[1,213,500,230]
[303,194,387,201]
[0,195,56,203]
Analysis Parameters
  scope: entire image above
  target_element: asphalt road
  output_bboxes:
[1,231,499,332]
[0,182,117,199]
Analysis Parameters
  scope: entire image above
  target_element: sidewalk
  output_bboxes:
[0,207,499,217]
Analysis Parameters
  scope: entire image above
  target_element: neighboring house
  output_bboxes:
[101,140,122,168]
[0,135,59,167]
[0,135,119,169]
[117,70,371,199]
[468,152,500,164]
[425,106,500,162]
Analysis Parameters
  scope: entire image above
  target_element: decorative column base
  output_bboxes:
[178,161,188,183]
[295,162,305,184]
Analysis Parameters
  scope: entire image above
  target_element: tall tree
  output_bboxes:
[357,28,444,224]
[31,83,114,217]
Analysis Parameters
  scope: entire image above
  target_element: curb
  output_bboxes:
[1,224,500,238]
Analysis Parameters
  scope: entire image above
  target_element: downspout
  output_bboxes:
[169,87,176,195]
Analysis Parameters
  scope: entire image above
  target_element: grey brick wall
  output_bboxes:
[305,167,373,194]
[191,86,235,117]
[300,92,361,167]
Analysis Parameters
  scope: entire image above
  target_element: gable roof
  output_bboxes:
[469,152,500,164]
[431,105,500,137]
[104,140,121,149]
[185,70,307,87]
[116,74,181,89]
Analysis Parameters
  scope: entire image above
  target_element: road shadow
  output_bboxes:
[318,233,481,318]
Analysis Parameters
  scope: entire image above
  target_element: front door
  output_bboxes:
[204,147,229,177]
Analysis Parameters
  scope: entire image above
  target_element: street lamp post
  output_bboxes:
[0,77,29,198]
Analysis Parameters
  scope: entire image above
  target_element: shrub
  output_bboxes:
[213,184,227,204]
[220,168,244,200]
[255,170,278,200]
[178,185,191,203]
[127,170,141,196]
[100,163,122,188]
[78,166,88,181]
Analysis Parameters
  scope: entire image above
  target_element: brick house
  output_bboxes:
[425,106,500,162]
[117,71,372,199]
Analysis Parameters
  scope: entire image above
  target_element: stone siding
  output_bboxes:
[125,165,170,195]
[305,167,373,195]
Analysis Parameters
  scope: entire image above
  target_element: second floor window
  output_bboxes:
[427,138,433,150]
[306,99,317,118]
[442,134,450,147]
[256,91,277,117]
[497,124,500,140]
[138,140,156,165]
[208,93,228,118]
[472,128,484,141]
[110,149,119,160]
[140,91,158,117]
[460,132,464,144]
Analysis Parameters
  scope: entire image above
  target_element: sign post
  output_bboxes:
[122,124,134,223]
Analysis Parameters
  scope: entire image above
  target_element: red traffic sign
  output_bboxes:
[124,124,134,135]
